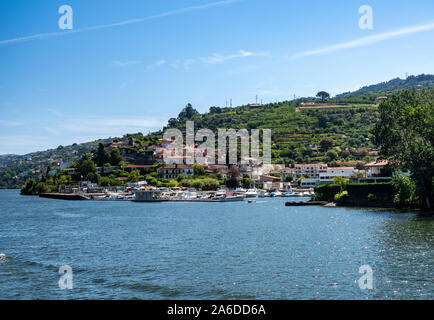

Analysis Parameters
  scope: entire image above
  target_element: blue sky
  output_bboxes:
[1,0,434,155]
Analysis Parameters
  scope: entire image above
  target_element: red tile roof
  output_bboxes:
[365,160,389,167]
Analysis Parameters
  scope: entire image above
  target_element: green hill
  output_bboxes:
[336,74,434,99]
[2,74,433,189]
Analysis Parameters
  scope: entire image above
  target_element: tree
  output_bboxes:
[392,174,417,208]
[76,155,96,180]
[285,174,293,182]
[326,150,339,161]
[168,179,179,188]
[192,180,204,190]
[372,89,434,210]
[316,91,330,102]
[320,137,334,150]
[93,143,110,167]
[226,166,240,189]
[110,148,123,166]
[318,114,329,128]
[167,118,178,127]
[85,172,99,183]
[242,174,253,189]
[333,176,347,191]
[209,106,222,114]
[21,178,37,195]
[177,103,200,121]
[129,170,141,183]
[193,164,205,176]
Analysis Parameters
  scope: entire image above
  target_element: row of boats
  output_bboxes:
[157,189,314,202]
[92,188,313,202]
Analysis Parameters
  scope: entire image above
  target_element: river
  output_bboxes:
[0,189,432,299]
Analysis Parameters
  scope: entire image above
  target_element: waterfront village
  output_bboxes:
[34,135,400,203]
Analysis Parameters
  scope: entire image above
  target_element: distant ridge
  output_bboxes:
[337,74,434,98]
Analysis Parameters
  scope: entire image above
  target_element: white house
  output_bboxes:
[294,164,328,178]
[157,164,194,180]
[319,167,356,181]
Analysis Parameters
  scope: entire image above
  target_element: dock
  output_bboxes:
[285,201,328,207]
[39,193,90,200]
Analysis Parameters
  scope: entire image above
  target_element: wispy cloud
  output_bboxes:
[293,22,434,59]
[0,0,244,46]
[111,60,142,67]
[200,50,256,64]
[0,120,24,127]
[173,50,265,70]
[146,59,166,70]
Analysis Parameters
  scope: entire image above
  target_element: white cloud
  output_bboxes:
[146,59,166,70]
[293,22,434,59]
[0,0,244,46]
[172,50,266,70]
[200,50,255,64]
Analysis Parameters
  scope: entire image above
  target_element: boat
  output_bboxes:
[212,192,244,202]
[282,191,294,197]
[273,191,283,197]
[245,189,259,198]
[219,195,244,202]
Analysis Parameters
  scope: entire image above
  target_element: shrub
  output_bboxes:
[21,178,37,195]
[334,191,349,204]
[314,184,341,201]
[192,180,204,190]
[201,178,220,190]
[168,179,179,188]
[345,182,395,201]
[367,193,376,201]
[392,175,418,208]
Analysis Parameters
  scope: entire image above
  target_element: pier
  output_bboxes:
[285,201,328,207]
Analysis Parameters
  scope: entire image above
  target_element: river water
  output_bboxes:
[0,189,432,299]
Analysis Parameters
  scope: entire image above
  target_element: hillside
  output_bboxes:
[1,74,433,189]
[0,138,113,189]
[336,74,434,99]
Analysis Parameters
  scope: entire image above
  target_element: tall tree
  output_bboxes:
[226,165,240,189]
[76,155,96,180]
[177,103,200,121]
[316,91,330,102]
[372,89,434,210]
[110,148,123,166]
[94,143,110,167]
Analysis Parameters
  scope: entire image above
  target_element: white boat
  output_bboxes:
[211,192,244,202]
[219,195,244,202]
[283,191,294,197]
[245,189,259,198]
